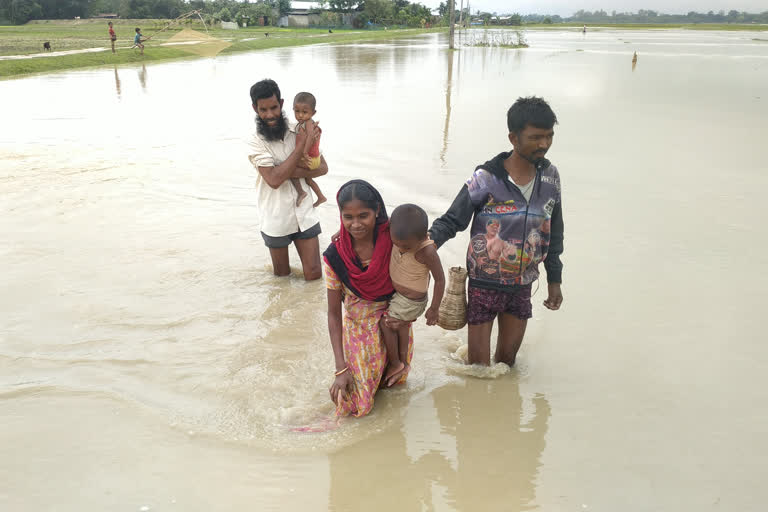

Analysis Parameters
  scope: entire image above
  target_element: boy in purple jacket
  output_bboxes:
[429,97,564,366]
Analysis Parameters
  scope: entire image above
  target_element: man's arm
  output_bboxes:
[256,124,312,189]
[428,185,476,249]
[543,200,564,311]
[543,201,564,284]
[292,155,328,180]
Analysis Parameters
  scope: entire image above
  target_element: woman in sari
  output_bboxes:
[323,180,414,417]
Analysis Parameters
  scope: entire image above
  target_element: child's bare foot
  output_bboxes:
[385,361,409,387]
[383,360,404,388]
[296,189,308,207]
[313,194,327,208]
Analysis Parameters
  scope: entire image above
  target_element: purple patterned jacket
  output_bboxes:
[429,151,564,290]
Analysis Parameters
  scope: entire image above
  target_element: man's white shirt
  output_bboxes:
[248,120,320,237]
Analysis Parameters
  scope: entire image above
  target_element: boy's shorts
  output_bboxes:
[467,284,532,325]
[387,292,428,322]
[261,222,321,249]
[307,155,321,170]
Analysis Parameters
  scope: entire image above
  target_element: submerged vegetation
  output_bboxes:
[465,30,529,49]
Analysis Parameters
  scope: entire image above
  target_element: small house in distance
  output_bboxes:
[278,1,323,27]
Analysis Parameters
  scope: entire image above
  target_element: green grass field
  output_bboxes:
[0,19,444,78]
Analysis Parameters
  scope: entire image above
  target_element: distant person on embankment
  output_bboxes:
[134,27,145,55]
[429,97,565,367]
[247,79,327,280]
[108,22,116,53]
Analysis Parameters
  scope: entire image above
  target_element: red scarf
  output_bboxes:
[322,180,394,302]
[334,222,393,301]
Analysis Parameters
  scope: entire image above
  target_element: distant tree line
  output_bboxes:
[0,0,434,28]
[567,9,768,24]
[434,6,768,27]
[0,0,292,25]
[2,1,767,26]
[467,10,768,26]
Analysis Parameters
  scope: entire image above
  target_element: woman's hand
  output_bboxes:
[329,370,354,404]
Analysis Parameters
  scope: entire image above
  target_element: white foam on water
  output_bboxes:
[445,340,513,379]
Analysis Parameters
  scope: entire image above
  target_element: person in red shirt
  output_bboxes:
[108,22,116,54]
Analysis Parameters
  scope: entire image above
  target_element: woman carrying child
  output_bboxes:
[323,180,414,417]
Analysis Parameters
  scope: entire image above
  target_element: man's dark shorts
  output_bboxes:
[261,223,321,249]
[467,284,533,324]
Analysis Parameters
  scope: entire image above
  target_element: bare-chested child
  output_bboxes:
[381,204,445,386]
[291,92,326,207]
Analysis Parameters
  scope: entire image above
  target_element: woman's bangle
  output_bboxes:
[335,367,349,377]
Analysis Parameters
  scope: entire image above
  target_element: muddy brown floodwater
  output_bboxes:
[1,29,767,511]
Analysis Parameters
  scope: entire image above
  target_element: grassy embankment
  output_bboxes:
[0,19,444,78]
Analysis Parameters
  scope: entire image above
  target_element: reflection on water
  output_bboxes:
[330,44,384,83]
[440,50,454,166]
[514,45,523,67]
[113,66,121,99]
[328,411,423,511]
[138,63,148,91]
[433,378,549,511]
[329,377,549,511]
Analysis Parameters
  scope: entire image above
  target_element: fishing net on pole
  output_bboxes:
[166,29,231,58]
[139,9,231,58]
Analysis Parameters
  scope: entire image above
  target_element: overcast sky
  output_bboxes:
[419,1,767,16]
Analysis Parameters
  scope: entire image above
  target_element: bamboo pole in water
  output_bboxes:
[449,0,456,49]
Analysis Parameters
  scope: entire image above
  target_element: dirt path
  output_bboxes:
[0,40,215,61]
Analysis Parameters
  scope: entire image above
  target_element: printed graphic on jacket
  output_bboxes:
[466,167,559,287]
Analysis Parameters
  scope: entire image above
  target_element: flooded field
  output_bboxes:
[1,29,767,511]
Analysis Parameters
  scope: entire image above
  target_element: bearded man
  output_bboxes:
[248,79,328,280]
